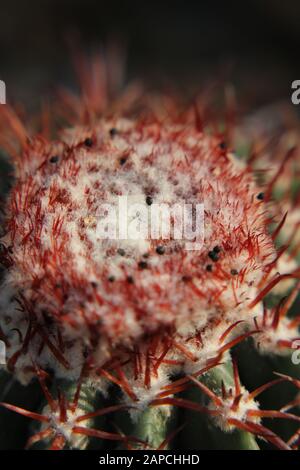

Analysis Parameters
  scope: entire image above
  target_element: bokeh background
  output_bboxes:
[0,0,300,108]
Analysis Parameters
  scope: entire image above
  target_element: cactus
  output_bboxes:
[0,54,300,451]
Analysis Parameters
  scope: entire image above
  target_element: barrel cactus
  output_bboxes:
[0,55,300,450]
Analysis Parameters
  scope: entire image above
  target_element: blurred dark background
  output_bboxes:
[0,0,300,108]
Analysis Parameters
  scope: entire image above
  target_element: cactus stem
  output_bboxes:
[227,418,290,450]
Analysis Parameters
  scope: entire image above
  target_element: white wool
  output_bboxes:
[211,387,260,432]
